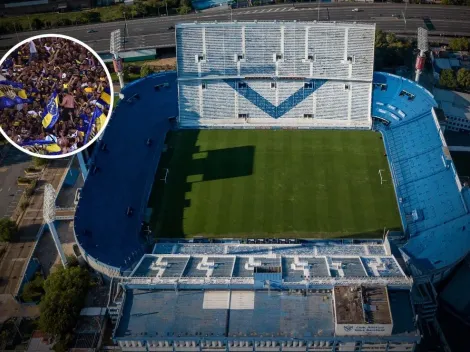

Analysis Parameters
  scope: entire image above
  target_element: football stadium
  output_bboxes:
[71,21,470,351]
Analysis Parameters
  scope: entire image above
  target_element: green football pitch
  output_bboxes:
[148,129,402,239]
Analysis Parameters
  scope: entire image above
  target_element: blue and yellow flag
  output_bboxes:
[0,81,32,108]
[95,109,106,133]
[0,90,15,109]
[42,91,60,129]
[85,106,106,143]
[96,87,111,108]
[20,139,62,155]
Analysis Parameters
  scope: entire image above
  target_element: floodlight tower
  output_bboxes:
[415,28,429,83]
[43,183,68,267]
[111,29,125,89]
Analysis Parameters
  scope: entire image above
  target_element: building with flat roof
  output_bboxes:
[434,88,470,134]
[107,242,419,352]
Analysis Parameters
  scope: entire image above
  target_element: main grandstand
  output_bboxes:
[72,21,470,351]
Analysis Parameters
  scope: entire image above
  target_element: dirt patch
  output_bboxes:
[142,57,176,71]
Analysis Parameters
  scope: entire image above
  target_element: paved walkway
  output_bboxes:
[0,158,70,302]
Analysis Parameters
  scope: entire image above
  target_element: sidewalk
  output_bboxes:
[0,157,71,323]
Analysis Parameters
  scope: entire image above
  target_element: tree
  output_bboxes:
[449,37,470,52]
[386,32,397,45]
[375,29,388,48]
[457,68,470,90]
[33,156,47,168]
[140,65,154,78]
[440,69,458,89]
[39,266,91,339]
[31,18,44,30]
[0,218,17,242]
[177,5,191,14]
[22,273,45,303]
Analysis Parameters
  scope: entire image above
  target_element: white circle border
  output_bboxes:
[0,33,115,159]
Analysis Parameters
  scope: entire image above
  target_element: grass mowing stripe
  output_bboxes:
[149,129,402,238]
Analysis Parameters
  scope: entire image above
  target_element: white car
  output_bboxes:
[352,8,359,12]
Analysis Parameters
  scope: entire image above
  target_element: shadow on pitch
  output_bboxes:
[148,130,255,238]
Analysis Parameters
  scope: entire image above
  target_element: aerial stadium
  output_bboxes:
[72,21,470,351]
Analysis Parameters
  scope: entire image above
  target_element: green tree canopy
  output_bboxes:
[140,65,154,78]
[0,218,17,242]
[32,156,47,168]
[31,18,44,30]
[22,273,45,303]
[457,68,470,90]
[177,5,191,15]
[449,37,470,52]
[39,266,91,339]
[440,69,458,89]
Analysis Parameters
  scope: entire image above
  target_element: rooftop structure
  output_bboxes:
[124,242,411,288]
[334,286,392,336]
[73,73,178,276]
[111,286,419,350]
[433,88,470,133]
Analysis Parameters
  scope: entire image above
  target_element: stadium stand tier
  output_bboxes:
[123,242,409,287]
[372,72,470,280]
[73,73,178,276]
[177,22,375,128]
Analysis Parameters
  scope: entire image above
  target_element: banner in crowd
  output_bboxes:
[42,91,60,129]
[0,80,32,109]
[85,106,106,143]
[20,139,61,155]
[96,87,111,109]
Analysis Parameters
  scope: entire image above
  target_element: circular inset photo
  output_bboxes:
[0,34,113,158]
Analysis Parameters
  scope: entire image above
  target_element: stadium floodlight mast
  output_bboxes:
[415,27,429,83]
[43,183,68,267]
[110,29,125,89]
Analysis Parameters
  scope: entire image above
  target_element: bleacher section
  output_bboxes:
[73,73,178,276]
[372,72,470,277]
[177,22,375,128]
[126,242,410,287]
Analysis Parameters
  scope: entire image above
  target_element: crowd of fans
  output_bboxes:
[0,37,111,155]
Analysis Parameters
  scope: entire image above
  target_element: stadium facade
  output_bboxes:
[72,21,470,351]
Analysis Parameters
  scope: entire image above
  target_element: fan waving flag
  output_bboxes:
[42,91,60,129]
[85,106,106,143]
[96,87,111,108]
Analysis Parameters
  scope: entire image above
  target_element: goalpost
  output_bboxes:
[378,169,387,185]
[160,168,169,184]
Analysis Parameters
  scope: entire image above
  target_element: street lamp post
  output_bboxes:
[402,11,407,31]
[13,22,19,43]
[123,11,129,38]
[317,0,320,21]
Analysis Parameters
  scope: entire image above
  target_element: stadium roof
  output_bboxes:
[73,73,178,272]
[113,288,418,341]
[433,87,470,121]
[372,72,470,272]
